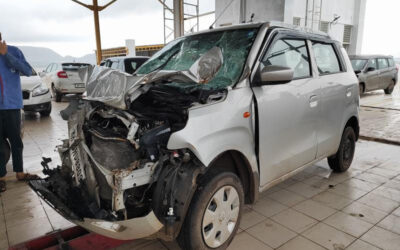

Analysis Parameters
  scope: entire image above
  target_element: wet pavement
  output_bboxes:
[360,85,400,144]
[0,88,400,249]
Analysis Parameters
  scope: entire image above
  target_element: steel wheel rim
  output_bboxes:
[343,136,355,167]
[202,185,240,248]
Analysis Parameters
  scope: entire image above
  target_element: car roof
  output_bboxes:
[349,55,394,59]
[183,21,333,41]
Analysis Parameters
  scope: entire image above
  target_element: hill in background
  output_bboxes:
[18,46,96,70]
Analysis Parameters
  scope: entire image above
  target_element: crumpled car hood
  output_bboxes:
[78,47,224,110]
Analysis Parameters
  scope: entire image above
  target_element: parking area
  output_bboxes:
[0,86,399,250]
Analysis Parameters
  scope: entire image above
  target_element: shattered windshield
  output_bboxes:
[136,28,259,89]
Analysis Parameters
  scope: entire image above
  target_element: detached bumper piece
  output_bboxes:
[29,179,82,221]
[29,162,164,240]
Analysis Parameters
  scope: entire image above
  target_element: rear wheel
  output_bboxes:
[52,85,62,102]
[384,80,395,94]
[179,171,244,250]
[328,126,356,172]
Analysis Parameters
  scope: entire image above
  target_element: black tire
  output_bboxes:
[384,81,395,94]
[52,85,62,102]
[359,83,365,96]
[3,139,11,164]
[178,171,244,250]
[39,103,52,117]
[328,126,356,172]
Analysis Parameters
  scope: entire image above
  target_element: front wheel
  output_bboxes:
[179,172,244,250]
[39,103,52,117]
[328,126,356,172]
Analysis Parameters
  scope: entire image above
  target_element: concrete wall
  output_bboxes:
[215,0,285,26]
[214,0,367,55]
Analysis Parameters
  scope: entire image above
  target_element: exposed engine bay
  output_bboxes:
[29,64,227,240]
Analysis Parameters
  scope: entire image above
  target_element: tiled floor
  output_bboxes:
[0,88,400,250]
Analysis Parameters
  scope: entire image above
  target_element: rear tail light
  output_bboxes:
[396,65,399,71]
[57,71,68,78]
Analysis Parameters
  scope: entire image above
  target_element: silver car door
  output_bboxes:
[312,42,354,158]
[252,37,319,186]
[378,58,390,89]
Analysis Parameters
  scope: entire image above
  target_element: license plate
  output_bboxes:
[75,83,85,88]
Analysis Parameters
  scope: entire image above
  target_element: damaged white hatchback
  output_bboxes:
[30,22,360,250]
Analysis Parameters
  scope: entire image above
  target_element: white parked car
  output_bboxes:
[101,56,149,74]
[40,62,91,102]
[21,68,52,116]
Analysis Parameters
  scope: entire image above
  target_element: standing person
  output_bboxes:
[0,32,39,192]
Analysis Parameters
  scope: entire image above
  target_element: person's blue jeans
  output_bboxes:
[0,109,23,177]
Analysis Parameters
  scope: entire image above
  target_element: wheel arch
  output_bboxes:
[205,150,259,204]
[344,116,359,141]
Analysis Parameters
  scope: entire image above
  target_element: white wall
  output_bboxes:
[245,0,285,23]
[214,0,366,54]
[215,0,241,26]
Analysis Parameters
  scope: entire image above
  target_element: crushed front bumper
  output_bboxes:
[29,180,163,240]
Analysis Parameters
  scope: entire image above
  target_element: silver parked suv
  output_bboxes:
[350,55,398,95]
[30,22,359,249]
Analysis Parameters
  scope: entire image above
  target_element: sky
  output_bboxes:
[0,0,215,57]
[362,0,400,57]
[0,0,397,57]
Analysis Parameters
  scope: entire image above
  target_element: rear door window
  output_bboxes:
[378,58,389,69]
[262,39,311,79]
[312,42,342,74]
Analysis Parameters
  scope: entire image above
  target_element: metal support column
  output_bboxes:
[173,0,184,38]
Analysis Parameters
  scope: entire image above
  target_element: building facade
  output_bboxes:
[215,0,367,54]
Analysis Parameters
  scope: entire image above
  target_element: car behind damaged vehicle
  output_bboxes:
[30,22,359,250]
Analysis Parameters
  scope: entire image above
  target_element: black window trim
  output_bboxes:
[261,35,313,81]
[311,41,346,76]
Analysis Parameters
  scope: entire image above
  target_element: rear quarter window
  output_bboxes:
[388,58,395,67]
[312,42,343,75]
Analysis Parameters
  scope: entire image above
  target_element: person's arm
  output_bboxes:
[4,47,32,77]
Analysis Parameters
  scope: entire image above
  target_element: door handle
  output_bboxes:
[346,87,352,98]
[309,95,318,108]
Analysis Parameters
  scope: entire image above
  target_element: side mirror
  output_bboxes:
[256,65,294,86]
[39,71,45,77]
[366,67,376,72]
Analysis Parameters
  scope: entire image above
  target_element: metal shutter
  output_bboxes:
[343,25,352,44]
[319,21,329,33]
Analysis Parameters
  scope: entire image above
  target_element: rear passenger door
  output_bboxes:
[364,59,380,91]
[311,42,352,158]
[253,36,320,186]
[377,58,390,89]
